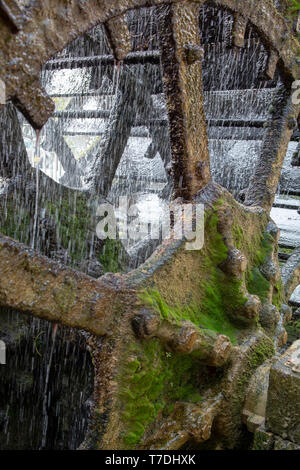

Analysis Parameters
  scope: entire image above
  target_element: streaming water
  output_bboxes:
[31,131,40,250]
[0,2,299,449]
[0,310,94,449]
[40,323,58,449]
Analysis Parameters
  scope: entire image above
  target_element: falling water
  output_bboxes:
[0,2,299,449]
[0,9,172,449]
[31,131,40,249]
[40,323,58,449]
[0,310,94,449]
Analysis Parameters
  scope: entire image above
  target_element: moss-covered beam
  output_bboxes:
[0,234,127,336]
[0,182,286,449]
[142,395,223,449]
[132,312,232,366]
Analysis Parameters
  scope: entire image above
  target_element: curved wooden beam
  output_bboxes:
[0,0,297,128]
[245,85,300,212]
[0,234,127,336]
[156,2,211,199]
[281,247,300,299]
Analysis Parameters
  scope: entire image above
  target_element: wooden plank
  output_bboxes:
[156,2,211,200]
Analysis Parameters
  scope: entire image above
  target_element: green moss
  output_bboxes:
[233,337,275,408]
[120,334,274,449]
[232,224,244,250]
[286,0,300,18]
[205,211,229,264]
[248,340,275,369]
[247,267,271,303]
[140,288,239,343]
[120,206,276,448]
[140,208,247,343]
[254,231,274,266]
[286,318,300,343]
[279,247,294,254]
[272,279,285,309]
[0,202,31,245]
[97,239,127,273]
[245,231,274,303]
[46,193,91,263]
[119,339,202,448]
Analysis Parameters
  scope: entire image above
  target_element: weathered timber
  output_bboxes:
[0,181,283,450]
[0,0,297,129]
[85,66,146,197]
[104,14,132,62]
[53,110,266,129]
[53,110,111,119]
[281,247,300,299]
[84,64,171,197]
[11,81,55,130]
[41,118,83,187]
[245,84,300,211]
[266,50,280,80]
[141,395,223,449]
[232,13,247,48]
[0,234,126,336]
[0,0,298,452]
[156,2,211,199]
[132,312,232,366]
[0,0,21,33]
[62,127,266,141]
[44,51,161,70]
